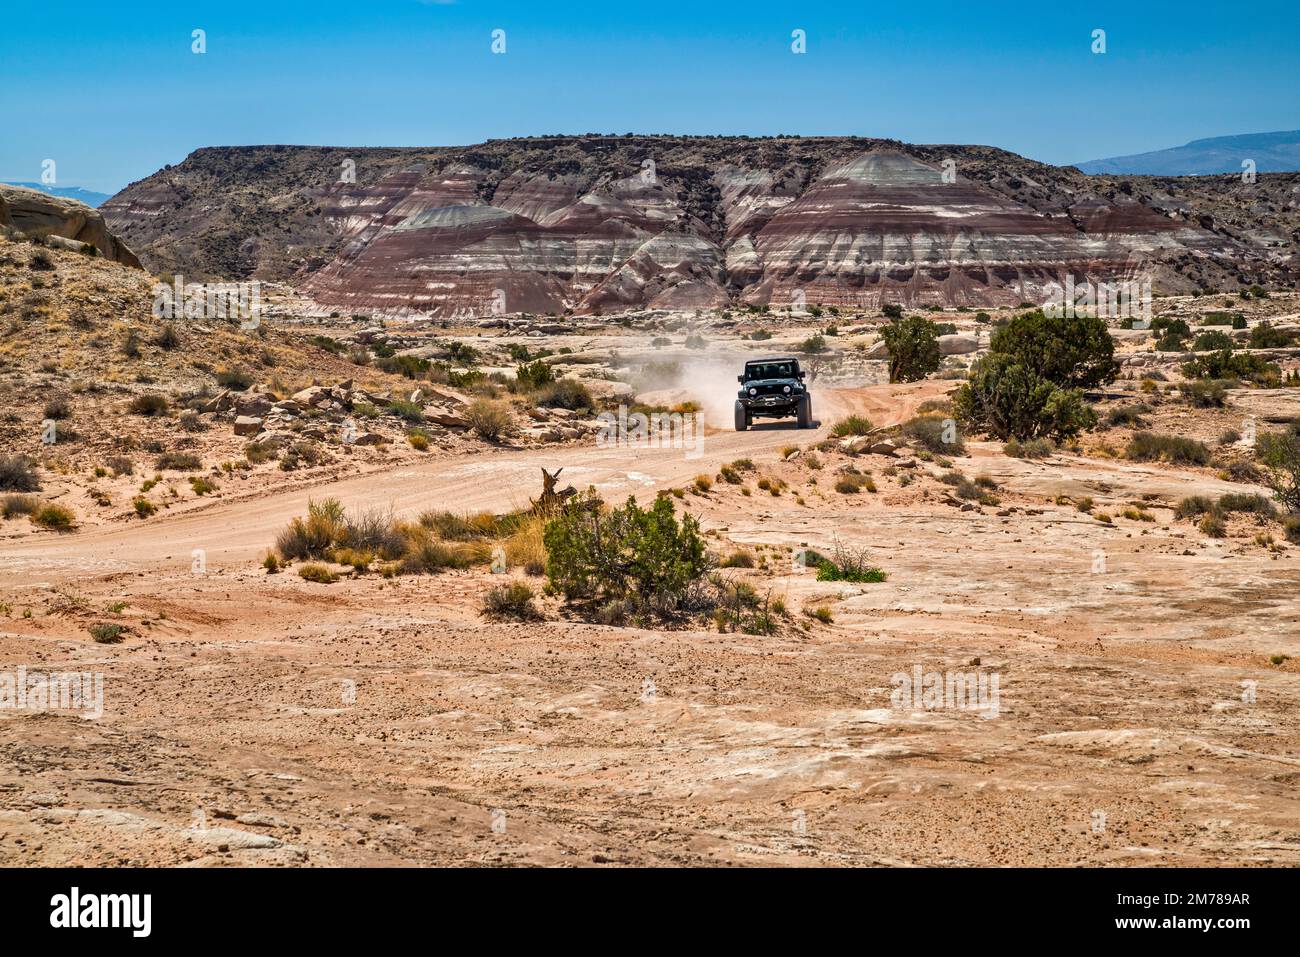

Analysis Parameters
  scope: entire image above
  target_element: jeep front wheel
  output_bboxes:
[796,394,812,429]
[734,401,749,431]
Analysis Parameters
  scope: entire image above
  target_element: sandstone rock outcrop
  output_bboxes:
[0,184,141,267]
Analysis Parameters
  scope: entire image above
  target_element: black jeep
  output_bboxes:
[734,356,812,431]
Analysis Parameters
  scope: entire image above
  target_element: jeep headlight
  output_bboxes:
[748,388,757,396]
[783,385,791,394]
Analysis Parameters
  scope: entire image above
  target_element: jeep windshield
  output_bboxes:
[744,361,796,381]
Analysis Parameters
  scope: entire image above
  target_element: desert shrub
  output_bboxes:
[89,623,125,643]
[377,354,431,379]
[407,428,430,451]
[465,398,513,440]
[0,456,41,492]
[834,475,863,494]
[444,341,481,366]
[718,464,741,484]
[503,513,548,576]
[798,334,828,354]
[882,303,903,319]
[1193,330,1234,352]
[1182,349,1278,384]
[830,415,874,437]
[280,440,324,473]
[902,414,963,453]
[955,354,1096,441]
[309,334,346,355]
[1218,493,1275,517]
[543,492,709,614]
[1105,404,1151,428]
[1220,459,1265,484]
[535,378,594,412]
[712,580,782,636]
[694,474,713,492]
[297,563,338,584]
[245,443,274,465]
[989,310,1118,389]
[32,503,75,529]
[2,494,40,518]
[1155,330,1189,352]
[107,455,133,477]
[1284,516,1300,544]
[1198,514,1227,538]
[1126,432,1211,466]
[178,410,206,432]
[515,359,555,390]
[1181,379,1229,408]
[128,394,168,416]
[276,498,346,560]
[1174,495,1217,519]
[397,529,478,574]
[878,315,942,383]
[720,549,755,568]
[1201,311,1245,328]
[215,368,254,391]
[813,539,887,582]
[481,581,541,620]
[132,496,156,518]
[1152,316,1191,339]
[155,323,180,350]
[42,398,71,420]
[418,509,500,541]
[916,399,952,415]
[940,470,996,503]
[189,476,217,496]
[340,506,406,558]
[1256,430,1300,513]
[156,451,202,471]
[803,606,834,624]
[387,399,424,423]
[1248,321,1296,349]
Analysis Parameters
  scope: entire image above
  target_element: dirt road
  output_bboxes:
[0,382,945,588]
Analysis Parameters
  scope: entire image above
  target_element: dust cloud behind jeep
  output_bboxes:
[735,356,812,431]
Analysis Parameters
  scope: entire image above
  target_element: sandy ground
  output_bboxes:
[2,379,1299,867]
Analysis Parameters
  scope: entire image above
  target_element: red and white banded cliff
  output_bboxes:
[101,137,1298,315]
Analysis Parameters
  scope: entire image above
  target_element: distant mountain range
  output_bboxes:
[2,182,111,208]
[1075,130,1300,176]
[100,137,1299,314]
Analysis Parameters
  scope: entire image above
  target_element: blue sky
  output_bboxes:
[3,0,1297,194]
